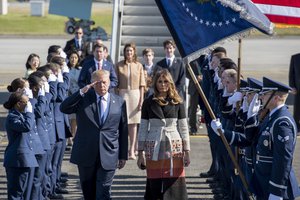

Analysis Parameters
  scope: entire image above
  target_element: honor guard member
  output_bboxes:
[248,77,300,200]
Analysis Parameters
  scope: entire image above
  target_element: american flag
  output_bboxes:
[252,0,300,26]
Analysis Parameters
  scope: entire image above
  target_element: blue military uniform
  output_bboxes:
[246,77,300,199]
[4,109,39,200]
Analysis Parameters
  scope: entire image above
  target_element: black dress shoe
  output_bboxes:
[55,187,69,194]
[213,193,224,200]
[59,177,68,183]
[57,182,68,188]
[206,177,216,183]
[212,187,225,194]
[199,171,214,178]
[61,172,69,177]
[49,193,64,199]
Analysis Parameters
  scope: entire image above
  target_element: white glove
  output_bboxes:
[48,74,57,82]
[217,79,224,90]
[228,92,243,105]
[44,82,50,93]
[24,88,33,99]
[213,72,220,83]
[222,87,232,97]
[268,194,283,200]
[210,119,223,136]
[38,86,45,96]
[60,50,67,59]
[242,96,249,112]
[247,93,261,119]
[25,101,33,113]
[57,73,64,83]
[62,62,70,73]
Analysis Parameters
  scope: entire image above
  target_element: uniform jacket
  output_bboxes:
[32,96,51,151]
[60,90,128,170]
[4,109,38,168]
[53,72,70,140]
[78,58,118,89]
[246,106,300,199]
[115,60,146,90]
[28,98,45,155]
[45,81,57,145]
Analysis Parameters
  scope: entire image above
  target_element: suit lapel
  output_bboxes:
[85,91,100,128]
[103,93,115,125]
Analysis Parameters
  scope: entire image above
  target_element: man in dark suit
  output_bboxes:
[78,43,118,90]
[186,58,203,135]
[64,26,88,60]
[60,70,128,200]
[289,53,300,131]
[154,39,186,98]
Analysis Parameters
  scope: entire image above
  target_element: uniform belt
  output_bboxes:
[256,154,273,163]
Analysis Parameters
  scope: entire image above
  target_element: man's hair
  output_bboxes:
[224,69,237,83]
[163,39,176,48]
[93,43,106,52]
[142,48,154,56]
[91,70,110,82]
[220,58,238,71]
[48,45,61,54]
[212,47,227,55]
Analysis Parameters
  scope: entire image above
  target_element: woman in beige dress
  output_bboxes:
[115,43,146,159]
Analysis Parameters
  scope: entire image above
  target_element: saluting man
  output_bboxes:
[247,77,300,200]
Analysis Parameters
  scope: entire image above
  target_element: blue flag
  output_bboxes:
[155,0,273,62]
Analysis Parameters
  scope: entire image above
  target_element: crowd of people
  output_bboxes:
[2,25,300,200]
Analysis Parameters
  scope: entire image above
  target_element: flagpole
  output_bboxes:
[235,38,242,175]
[186,63,254,200]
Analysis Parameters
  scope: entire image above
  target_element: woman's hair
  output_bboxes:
[37,64,52,79]
[3,91,24,110]
[29,71,45,79]
[67,50,81,69]
[7,78,27,92]
[25,53,40,69]
[50,56,65,67]
[27,75,42,90]
[123,43,138,63]
[152,69,182,106]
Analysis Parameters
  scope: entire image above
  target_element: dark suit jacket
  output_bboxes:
[78,57,118,89]
[64,38,88,60]
[154,57,186,97]
[186,57,203,96]
[4,109,38,168]
[289,53,300,92]
[60,90,128,170]
[289,53,300,128]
